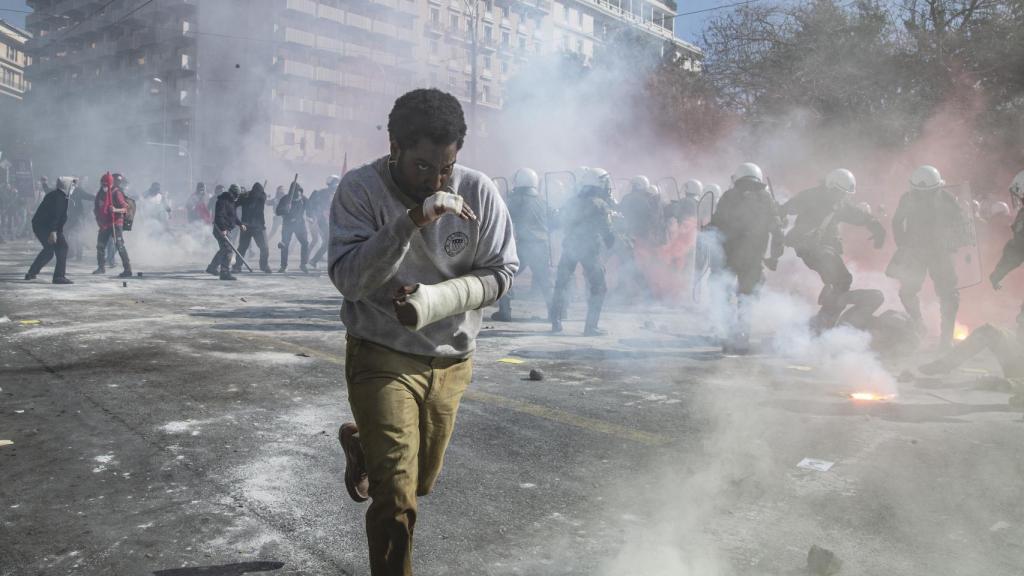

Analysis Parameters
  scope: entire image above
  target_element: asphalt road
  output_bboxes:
[2,238,1023,576]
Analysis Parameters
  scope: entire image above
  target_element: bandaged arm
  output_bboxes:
[402,275,493,331]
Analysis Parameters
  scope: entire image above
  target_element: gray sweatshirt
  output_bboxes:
[328,156,519,358]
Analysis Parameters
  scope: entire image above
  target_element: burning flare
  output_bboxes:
[849,392,896,402]
[953,323,970,342]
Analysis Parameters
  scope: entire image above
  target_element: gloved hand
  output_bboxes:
[411,191,476,227]
[48,231,57,245]
[991,272,1002,291]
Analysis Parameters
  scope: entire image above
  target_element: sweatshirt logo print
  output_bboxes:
[444,231,469,257]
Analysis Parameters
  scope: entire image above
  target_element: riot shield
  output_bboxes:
[945,182,983,289]
[492,176,509,201]
[612,178,632,203]
[542,171,577,265]
[692,190,717,302]
[657,177,681,200]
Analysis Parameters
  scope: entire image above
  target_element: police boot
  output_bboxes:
[583,295,606,336]
[220,269,237,281]
[491,296,513,322]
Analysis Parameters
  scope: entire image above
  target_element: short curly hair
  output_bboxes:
[388,88,467,151]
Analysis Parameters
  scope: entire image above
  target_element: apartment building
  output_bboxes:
[22,0,700,191]
[1,19,32,162]
[0,19,31,102]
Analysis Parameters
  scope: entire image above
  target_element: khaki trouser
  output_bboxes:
[345,336,472,576]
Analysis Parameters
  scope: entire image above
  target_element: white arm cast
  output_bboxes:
[404,275,487,331]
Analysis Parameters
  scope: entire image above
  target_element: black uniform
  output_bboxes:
[307,186,333,268]
[66,187,96,261]
[707,177,784,351]
[494,186,552,320]
[27,186,71,282]
[885,187,968,347]
[991,207,1024,320]
[276,185,309,272]
[781,186,885,330]
[234,183,271,273]
[208,189,242,278]
[550,188,616,334]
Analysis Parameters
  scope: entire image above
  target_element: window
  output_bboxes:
[450,14,459,30]
[430,39,439,54]
[181,53,190,70]
[482,85,490,103]
[501,30,510,47]
[284,132,295,145]
[430,7,440,23]
[182,20,191,34]
[518,34,527,50]
[484,24,492,41]
[6,44,16,60]
[483,54,491,70]
[501,60,509,75]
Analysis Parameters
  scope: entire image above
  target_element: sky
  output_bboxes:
[0,0,28,29]
[675,0,738,45]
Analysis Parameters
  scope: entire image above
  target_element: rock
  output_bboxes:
[807,544,842,575]
[528,369,545,381]
[122,281,127,288]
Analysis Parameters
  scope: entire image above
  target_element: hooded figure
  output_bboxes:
[26,177,75,284]
[207,184,245,280]
[233,182,272,273]
[93,172,132,277]
[307,175,339,269]
[275,181,310,273]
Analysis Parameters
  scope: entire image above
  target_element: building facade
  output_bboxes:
[23,0,700,195]
[0,19,31,102]
[1,19,32,167]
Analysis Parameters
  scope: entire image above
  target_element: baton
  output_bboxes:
[222,231,254,272]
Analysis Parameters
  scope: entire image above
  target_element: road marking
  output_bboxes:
[230,331,672,447]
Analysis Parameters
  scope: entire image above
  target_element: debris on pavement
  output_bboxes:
[528,369,545,381]
[240,297,248,302]
[797,458,835,472]
[498,358,525,364]
[806,544,842,575]
[122,281,127,287]
[295,352,311,358]
[989,521,1011,533]
[0,440,13,448]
